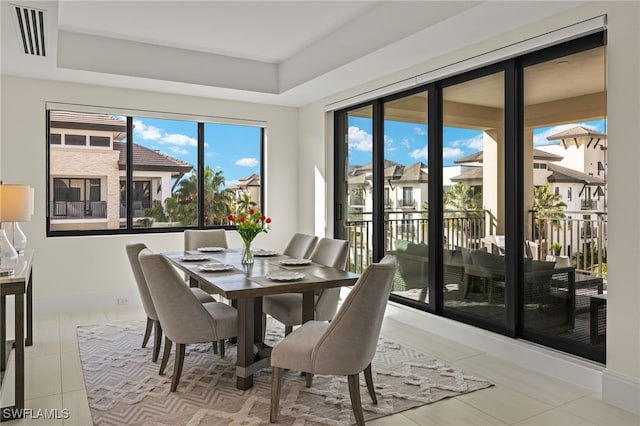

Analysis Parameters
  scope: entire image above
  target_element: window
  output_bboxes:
[65,134,86,146]
[402,187,414,207]
[47,108,264,235]
[567,187,572,201]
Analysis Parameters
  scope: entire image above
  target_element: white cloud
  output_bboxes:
[226,179,239,187]
[133,120,162,140]
[348,126,372,151]
[132,119,197,148]
[465,134,484,150]
[401,138,410,149]
[169,146,189,155]
[236,157,259,167]
[162,133,197,147]
[414,126,427,136]
[409,145,428,160]
[443,147,464,158]
[384,135,395,151]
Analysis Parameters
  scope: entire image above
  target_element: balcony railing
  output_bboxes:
[50,201,107,219]
[400,199,416,208]
[346,209,496,273]
[581,199,598,210]
[529,210,607,278]
[346,209,607,280]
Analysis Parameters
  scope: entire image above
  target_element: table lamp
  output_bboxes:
[0,183,31,275]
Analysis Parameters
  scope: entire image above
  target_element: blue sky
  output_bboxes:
[129,116,261,188]
[348,117,606,167]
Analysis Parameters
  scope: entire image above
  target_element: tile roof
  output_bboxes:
[546,126,606,149]
[113,142,193,173]
[455,148,563,164]
[547,164,606,185]
[450,167,483,182]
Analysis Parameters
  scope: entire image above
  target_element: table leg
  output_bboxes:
[302,291,314,323]
[1,295,5,371]
[253,297,263,345]
[15,293,25,412]
[26,271,33,346]
[236,297,255,390]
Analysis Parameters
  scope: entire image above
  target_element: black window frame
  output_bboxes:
[46,109,266,237]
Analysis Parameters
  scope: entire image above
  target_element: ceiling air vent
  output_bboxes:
[11,4,46,56]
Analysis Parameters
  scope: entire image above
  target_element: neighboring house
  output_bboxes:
[228,173,261,208]
[348,160,428,212]
[49,111,192,231]
[537,125,608,212]
[450,133,607,215]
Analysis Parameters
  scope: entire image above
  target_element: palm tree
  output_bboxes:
[533,184,566,217]
[146,166,233,226]
[532,184,567,243]
[203,167,233,225]
[444,183,482,213]
[443,183,483,241]
[235,191,257,214]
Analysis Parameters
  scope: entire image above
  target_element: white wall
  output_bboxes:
[297,0,640,415]
[0,77,298,312]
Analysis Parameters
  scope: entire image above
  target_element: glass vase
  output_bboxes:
[241,237,254,265]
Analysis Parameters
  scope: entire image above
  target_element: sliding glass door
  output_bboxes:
[441,70,507,331]
[334,32,606,363]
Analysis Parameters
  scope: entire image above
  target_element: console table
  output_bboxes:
[0,250,33,421]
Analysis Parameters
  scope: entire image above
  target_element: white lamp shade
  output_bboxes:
[0,184,32,222]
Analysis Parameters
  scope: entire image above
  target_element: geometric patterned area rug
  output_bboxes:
[77,320,493,425]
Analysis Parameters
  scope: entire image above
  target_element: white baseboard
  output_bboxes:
[3,289,142,317]
[602,369,640,415]
[385,301,604,393]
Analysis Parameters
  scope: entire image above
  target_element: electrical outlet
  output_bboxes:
[117,297,129,306]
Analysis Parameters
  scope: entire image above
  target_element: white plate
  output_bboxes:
[265,271,305,281]
[197,247,225,252]
[199,263,234,272]
[180,255,210,262]
[279,258,312,266]
[253,250,278,257]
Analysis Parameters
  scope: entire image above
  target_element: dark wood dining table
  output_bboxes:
[162,248,359,390]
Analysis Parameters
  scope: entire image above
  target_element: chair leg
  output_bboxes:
[347,374,365,426]
[284,325,293,336]
[170,343,186,392]
[219,340,225,358]
[142,317,153,348]
[364,363,377,404]
[159,336,172,375]
[152,321,162,362]
[212,341,218,354]
[305,372,313,388]
[270,366,282,423]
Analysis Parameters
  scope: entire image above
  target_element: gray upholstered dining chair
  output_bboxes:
[270,255,397,426]
[263,237,349,336]
[184,229,229,250]
[282,233,318,259]
[125,242,216,362]
[138,249,238,392]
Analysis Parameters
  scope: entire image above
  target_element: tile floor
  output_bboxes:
[3,306,639,426]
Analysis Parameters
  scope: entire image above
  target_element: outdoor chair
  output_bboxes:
[392,240,428,301]
[269,255,397,426]
[138,249,238,392]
